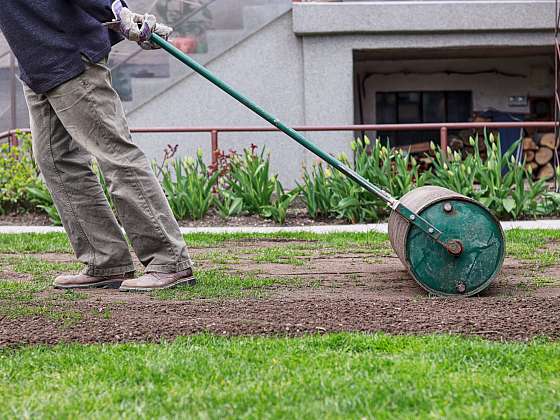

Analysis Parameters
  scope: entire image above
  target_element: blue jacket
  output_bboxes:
[0,0,127,94]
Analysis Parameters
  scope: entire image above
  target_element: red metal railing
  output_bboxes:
[1,121,557,165]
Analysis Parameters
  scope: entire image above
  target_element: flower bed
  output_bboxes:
[2,131,559,226]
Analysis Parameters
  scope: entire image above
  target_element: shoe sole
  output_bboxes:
[119,276,197,292]
[53,279,124,290]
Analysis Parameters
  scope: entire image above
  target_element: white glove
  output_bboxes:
[138,22,173,50]
[110,0,152,42]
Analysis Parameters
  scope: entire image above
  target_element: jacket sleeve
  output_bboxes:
[72,0,128,22]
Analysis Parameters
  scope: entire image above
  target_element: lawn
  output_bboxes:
[0,334,559,419]
[0,230,559,418]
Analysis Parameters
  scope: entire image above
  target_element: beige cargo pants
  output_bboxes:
[24,57,191,277]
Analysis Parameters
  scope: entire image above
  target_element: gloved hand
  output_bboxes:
[110,0,173,49]
[138,22,173,50]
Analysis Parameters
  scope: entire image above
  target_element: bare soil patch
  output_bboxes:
[1,239,560,346]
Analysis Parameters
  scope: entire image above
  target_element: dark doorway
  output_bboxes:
[376,91,472,146]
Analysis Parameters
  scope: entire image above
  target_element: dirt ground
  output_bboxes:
[1,238,560,346]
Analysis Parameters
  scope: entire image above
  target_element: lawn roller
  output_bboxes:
[150,34,505,297]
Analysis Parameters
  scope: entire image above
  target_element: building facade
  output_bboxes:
[0,0,555,186]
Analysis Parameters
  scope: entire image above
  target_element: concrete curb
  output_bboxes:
[1,220,560,235]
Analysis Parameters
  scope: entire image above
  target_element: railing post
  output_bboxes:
[440,126,448,159]
[8,130,18,148]
[211,129,219,166]
[9,53,16,135]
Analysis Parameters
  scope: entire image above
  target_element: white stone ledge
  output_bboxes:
[1,220,560,235]
[293,1,555,35]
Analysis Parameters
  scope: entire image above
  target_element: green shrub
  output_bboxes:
[214,190,243,219]
[301,137,427,223]
[300,162,334,219]
[226,146,276,215]
[160,149,219,220]
[0,132,41,214]
[27,182,62,226]
[354,137,430,199]
[260,180,300,224]
[432,132,548,219]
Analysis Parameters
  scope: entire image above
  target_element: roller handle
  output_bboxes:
[149,34,455,249]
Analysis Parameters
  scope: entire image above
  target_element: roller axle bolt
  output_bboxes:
[443,203,453,213]
[445,240,464,256]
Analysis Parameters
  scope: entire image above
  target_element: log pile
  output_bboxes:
[523,133,557,180]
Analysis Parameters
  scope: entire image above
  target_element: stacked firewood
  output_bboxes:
[522,133,557,179]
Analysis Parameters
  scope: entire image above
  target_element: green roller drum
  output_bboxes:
[388,186,505,296]
[150,34,506,296]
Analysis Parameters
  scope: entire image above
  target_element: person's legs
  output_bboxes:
[44,58,192,276]
[23,85,136,280]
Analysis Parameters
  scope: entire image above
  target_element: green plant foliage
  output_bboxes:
[301,137,427,223]
[354,138,431,199]
[226,146,276,215]
[538,166,560,217]
[300,162,334,219]
[214,189,243,219]
[0,132,41,214]
[430,142,478,197]
[302,131,556,222]
[27,183,62,226]
[432,132,548,219]
[328,154,380,223]
[11,130,560,224]
[160,149,219,220]
[260,179,300,224]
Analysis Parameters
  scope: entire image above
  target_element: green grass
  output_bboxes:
[0,334,559,418]
[1,229,556,260]
[0,231,389,253]
[0,256,81,300]
[0,256,84,322]
[153,269,300,300]
[533,275,559,288]
[0,232,72,253]
[252,246,312,266]
[198,250,241,265]
[505,229,560,266]
[0,304,82,325]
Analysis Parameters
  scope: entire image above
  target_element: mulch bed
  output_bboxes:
[0,212,52,226]
[0,208,347,228]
